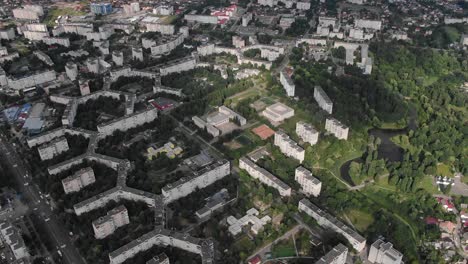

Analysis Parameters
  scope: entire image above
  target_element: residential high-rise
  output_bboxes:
[314,86,333,114]
[296,121,319,145]
[325,118,349,140]
[92,205,129,239]
[274,130,305,163]
[280,69,295,97]
[295,166,321,197]
[368,238,403,264]
[315,244,348,264]
[62,167,96,194]
[90,3,113,15]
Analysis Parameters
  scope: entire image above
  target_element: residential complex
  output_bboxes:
[274,130,305,163]
[325,118,349,140]
[62,167,96,194]
[239,157,292,197]
[295,166,321,197]
[280,69,295,97]
[314,86,333,114]
[38,137,69,161]
[315,244,348,264]
[299,199,366,252]
[92,205,130,239]
[368,238,404,264]
[296,121,319,145]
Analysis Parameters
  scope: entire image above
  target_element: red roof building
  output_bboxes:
[248,255,261,264]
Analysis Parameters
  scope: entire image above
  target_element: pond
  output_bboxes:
[340,107,417,186]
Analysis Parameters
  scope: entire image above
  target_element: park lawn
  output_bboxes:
[345,209,374,232]
[436,163,453,177]
[373,175,397,192]
[416,176,441,194]
[272,238,296,258]
[229,88,262,106]
[44,8,86,26]
[159,15,178,24]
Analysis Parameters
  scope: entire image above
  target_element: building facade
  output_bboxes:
[296,121,319,145]
[295,166,321,197]
[313,86,333,114]
[368,238,403,264]
[92,205,129,239]
[274,130,305,163]
[239,157,292,196]
[325,118,349,140]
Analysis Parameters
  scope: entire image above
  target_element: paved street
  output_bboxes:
[0,135,86,264]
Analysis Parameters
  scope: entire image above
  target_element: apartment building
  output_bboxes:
[38,137,69,161]
[315,244,348,264]
[62,167,96,194]
[274,130,305,163]
[325,118,349,140]
[162,160,230,203]
[0,221,29,260]
[296,121,319,145]
[159,56,197,76]
[298,199,366,252]
[239,157,292,197]
[92,205,130,239]
[295,166,321,197]
[97,108,158,136]
[280,69,295,97]
[313,86,333,114]
[368,238,403,264]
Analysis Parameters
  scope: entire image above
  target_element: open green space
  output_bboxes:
[344,209,374,232]
[44,7,86,26]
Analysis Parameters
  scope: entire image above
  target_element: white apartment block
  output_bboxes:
[154,5,174,16]
[316,244,348,264]
[0,28,15,40]
[0,221,30,260]
[123,2,140,14]
[112,51,124,66]
[280,69,295,97]
[232,36,245,48]
[262,102,294,123]
[325,118,349,140]
[299,199,366,252]
[258,0,275,7]
[296,121,319,145]
[132,47,144,61]
[61,99,78,126]
[184,15,218,24]
[92,205,130,239]
[368,238,403,264]
[297,1,311,10]
[227,208,271,236]
[23,30,49,41]
[314,86,333,114]
[97,108,158,136]
[62,167,96,194]
[159,56,197,76]
[295,166,321,197]
[38,137,69,161]
[147,33,185,56]
[108,228,214,264]
[146,23,175,35]
[65,62,78,81]
[239,157,292,197]
[43,37,70,47]
[162,160,230,203]
[242,13,253,26]
[274,130,305,163]
[110,67,158,81]
[354,19,382,31]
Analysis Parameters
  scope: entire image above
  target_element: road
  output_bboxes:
[0,135,86,264]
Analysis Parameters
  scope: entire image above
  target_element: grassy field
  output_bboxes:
[44,8,86,26]
[272,238,296,258]
[436,163,453,176]
[345,209,374,232]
